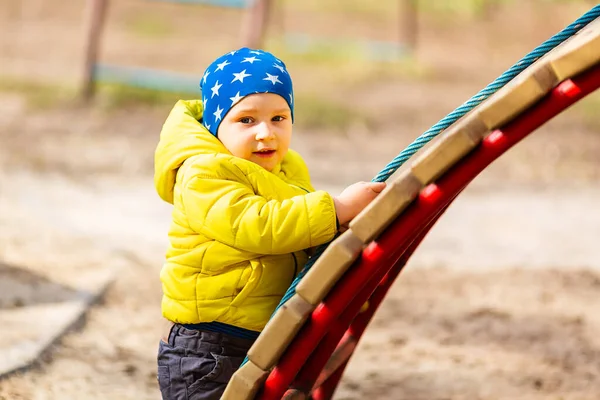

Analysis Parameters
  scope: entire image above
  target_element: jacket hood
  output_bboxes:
[154,100,227,204]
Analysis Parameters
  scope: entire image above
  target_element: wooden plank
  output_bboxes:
[549,17,600,81]
[349,171,422,243]
[295,231,364,305]
[477,62,558,130]
[247,294,314,371]
[411,115,488,185]
[222,360,269,400]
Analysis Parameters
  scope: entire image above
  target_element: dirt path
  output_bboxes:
[1,157,600,400]
[1,85,600,399]
[2,1,600,396]
[338,267,600,400]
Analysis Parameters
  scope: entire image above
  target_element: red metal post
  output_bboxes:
[259,243,401,400]
[308,199,459,397]
[289,191,455,395]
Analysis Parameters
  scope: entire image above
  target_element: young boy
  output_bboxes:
[154,47,385,400]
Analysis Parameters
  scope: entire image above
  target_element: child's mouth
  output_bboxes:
[254,150,276,158]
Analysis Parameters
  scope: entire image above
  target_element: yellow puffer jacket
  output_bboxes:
[154,100,337,332]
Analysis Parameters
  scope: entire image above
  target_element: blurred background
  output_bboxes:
[1,1,600,399]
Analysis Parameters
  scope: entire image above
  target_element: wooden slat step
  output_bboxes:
[247,294,314,371]
[349,171,423,243]
[411,115,488,185]
[549,17,600,81]
[222,360,269,400]
[295,230,364,305]
[477,62,558,130]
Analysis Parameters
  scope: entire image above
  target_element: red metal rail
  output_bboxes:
[310,197,460,397]
[285,193,461,398]
[258,63,600,400]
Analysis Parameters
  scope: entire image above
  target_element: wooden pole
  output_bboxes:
[481,0,499,21]
[270,0,284,39]
[81,0,109,100]
[1,1,23,61]
[399,0,418,53]
[240,0,272,49]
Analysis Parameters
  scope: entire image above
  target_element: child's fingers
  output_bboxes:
[367,181,387,193]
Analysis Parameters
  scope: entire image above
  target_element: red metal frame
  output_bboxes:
[311,359,347,400]
[262,184,457,399]
[258,64,600,400]
[287,195,459,397]
[310,74,596,399]
[309,198,460,396]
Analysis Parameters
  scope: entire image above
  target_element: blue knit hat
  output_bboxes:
[200,47,294,136]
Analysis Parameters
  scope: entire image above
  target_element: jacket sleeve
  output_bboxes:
[181,174,337,255]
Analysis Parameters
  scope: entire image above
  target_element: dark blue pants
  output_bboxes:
[157,324,255,400]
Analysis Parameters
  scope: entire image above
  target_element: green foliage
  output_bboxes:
[127,13,175,39]
[0,78,370,132]
[294,93,369,132]
[282,0,398,22]
[418,0,511,17]
[0,78,73,108]
[97,83,196,108]
[267,37,429,87]
[98,84,367,131]
[572,91,600,130]
[283,0,518,22]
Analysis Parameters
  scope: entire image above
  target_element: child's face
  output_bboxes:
[217,93,292,172]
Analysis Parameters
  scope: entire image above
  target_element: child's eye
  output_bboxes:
[240,117,253,124]
[272,116,285,122]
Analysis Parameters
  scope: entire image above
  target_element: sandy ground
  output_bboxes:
[1,1,600,399]
[1,91,600,400]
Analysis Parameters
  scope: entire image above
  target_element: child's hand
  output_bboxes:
[333,181,386,226]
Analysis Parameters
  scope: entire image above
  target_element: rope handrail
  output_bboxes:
[373,5,600,183]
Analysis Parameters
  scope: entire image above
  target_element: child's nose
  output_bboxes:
[255,122,274,140]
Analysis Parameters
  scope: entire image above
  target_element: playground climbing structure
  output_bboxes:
[221,8,600,400]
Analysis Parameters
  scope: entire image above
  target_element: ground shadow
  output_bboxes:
[0,262,88,308]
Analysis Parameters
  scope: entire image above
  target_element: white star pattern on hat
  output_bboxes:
[263,73,282,85]
[213,105,224,122]
[273,63,286,74]
[215,60,231,71]
[230,91,244,106]
[199,48,294,136]
[210,80,222,98]
[232,69,252,83]
[242,56,260,64]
